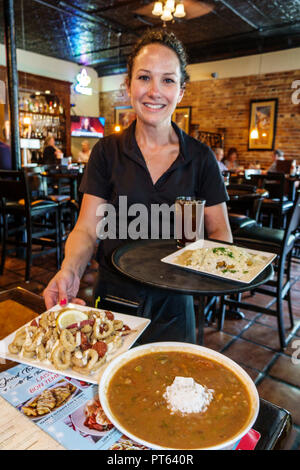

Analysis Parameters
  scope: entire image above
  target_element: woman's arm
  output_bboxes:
[43,193,106,308]
[204,202,233,243]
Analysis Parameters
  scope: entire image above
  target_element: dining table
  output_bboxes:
[227,187,269,201]
[0,286,292,450]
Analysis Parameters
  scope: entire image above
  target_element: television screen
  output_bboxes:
[71,116,105,138]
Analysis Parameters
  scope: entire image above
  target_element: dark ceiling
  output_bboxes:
[1,0,300,77]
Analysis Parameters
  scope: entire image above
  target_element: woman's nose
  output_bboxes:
[148,79,161,97]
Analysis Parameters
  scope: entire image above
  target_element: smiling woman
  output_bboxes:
[43,29,232,346]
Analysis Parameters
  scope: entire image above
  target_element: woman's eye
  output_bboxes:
[138,75,149,80]
[164,78,175,84]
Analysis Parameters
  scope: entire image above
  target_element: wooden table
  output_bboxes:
[0,287,292,450]
[227,187,269,200]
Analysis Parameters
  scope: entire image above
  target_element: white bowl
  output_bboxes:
[99,342,260,450]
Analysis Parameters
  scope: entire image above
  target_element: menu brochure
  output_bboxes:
[0,364,260,451]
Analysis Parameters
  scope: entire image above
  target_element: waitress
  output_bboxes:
[43,29,232,344]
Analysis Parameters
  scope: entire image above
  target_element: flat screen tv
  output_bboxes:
[71,116,105,138]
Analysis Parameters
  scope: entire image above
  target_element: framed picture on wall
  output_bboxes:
[115,106,136,129]
[172,107,191,134]
[248,99,278,150]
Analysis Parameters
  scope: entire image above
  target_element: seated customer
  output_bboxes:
[42,135,63,165]
[213,147,227,172]
[77,140,91,163]
[0,138,12,170]
[223,147,239,171]
[267,149,285,173]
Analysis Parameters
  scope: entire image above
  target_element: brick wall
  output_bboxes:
[100,69,300,168]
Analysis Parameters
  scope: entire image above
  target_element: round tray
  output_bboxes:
[112,239,273,296]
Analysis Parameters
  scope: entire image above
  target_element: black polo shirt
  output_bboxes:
[79,120,228,269]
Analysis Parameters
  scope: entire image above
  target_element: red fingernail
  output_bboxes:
[60,298,67,306]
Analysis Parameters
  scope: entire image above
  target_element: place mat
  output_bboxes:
[0,364,260,451]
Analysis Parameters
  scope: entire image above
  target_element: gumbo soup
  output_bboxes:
[107,351,252,449]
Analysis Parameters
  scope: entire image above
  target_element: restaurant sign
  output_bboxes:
[75,69,93,96]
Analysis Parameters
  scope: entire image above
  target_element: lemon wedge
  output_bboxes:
[56,309,88,330]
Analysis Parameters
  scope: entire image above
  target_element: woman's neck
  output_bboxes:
[135,119,177,148]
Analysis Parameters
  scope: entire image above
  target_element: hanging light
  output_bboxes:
[165,0,175,12]
[174,2,186,18]
[152,1,186,22]
[161,7,173,21]
[152,1,163,16]
[250,128,259,139]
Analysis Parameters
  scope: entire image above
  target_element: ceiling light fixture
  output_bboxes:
[152,1,186,22]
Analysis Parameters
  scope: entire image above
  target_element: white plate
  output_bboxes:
[161,239,276,284]
[0,303,150,385]
[99,342,260,450]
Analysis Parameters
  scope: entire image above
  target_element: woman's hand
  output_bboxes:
[43,268,86,309]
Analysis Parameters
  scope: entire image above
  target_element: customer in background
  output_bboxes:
[223,147,239,171]
[267,149,285,173]
[77,140,91,163]
[213,147,227,172]
[0,138,12,170]
[42,135,63,165]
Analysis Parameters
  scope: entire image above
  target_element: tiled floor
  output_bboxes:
[0,250,300,450]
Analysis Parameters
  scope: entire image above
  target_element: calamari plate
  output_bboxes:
[161,239,276,284]
[0,303,150,385]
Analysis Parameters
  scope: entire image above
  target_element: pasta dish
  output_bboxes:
[174,245,269,282]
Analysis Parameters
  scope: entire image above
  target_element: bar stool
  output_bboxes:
[0,170,62,281]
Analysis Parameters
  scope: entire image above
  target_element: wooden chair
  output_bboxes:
[251,173,293,229]
[218,191,300,350]
[0,170,62,281]
[227,183,265,234]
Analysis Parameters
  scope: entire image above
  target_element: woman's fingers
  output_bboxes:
[43,287,58,310]
[43,271,83,309]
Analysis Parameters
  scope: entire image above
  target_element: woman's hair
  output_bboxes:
[44,135,54,148]
[126,29,190,87]
[226,147,238,160]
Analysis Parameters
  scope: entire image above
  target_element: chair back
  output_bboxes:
[0,170,30,203]
[276,160,293,174]
[251,173,285,201]
[27,173,48,199]
[282,190,300,256]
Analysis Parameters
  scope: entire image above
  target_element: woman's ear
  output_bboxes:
[177,83,186,104]
[125,76,130,97]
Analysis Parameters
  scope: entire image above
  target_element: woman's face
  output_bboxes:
[127,43,184,128]
[49,137,55,147]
